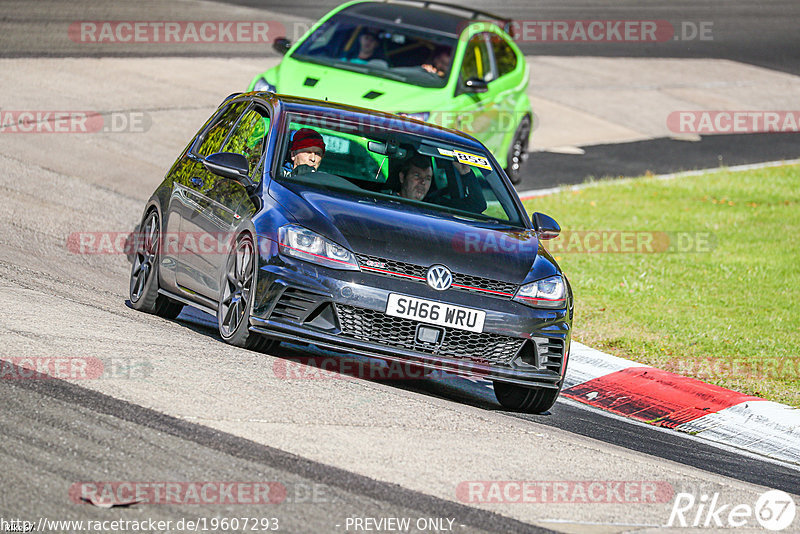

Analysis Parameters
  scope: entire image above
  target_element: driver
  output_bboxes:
[398,155,433,200]
[396,153,486,214]
[285,128,326,176]
[342,29,382,64]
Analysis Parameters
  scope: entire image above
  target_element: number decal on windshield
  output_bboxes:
[453,150,491,170]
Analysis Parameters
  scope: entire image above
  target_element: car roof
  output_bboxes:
[254,92,487,150]
[339,1,509,38]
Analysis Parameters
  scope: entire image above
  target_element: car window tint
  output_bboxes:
[461,34,494,84]
[317,130,386,184]
[279,111,523,226]
[491,34,517,77]
[290,14,456,89]
[281,118,387,185]
[196,101,248,157]
[221,107,271,180]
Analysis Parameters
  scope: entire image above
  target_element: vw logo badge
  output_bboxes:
[426,265,452,291]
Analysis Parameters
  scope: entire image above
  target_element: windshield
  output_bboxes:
[275,111,525,227]
[291,14,457,89]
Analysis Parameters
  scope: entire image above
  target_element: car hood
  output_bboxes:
[272,59,445,113]
[273,181,538,284]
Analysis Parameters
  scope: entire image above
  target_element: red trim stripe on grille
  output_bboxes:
[360,265,514,297]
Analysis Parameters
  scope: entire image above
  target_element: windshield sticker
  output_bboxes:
[321,134,351,154]
[437,148,454,157]
[454,150,491,170]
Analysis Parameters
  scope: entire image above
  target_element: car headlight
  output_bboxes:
[397,112,430,122]
[514,275,567,309]
[253,77,276,93]
[278,225,359,271]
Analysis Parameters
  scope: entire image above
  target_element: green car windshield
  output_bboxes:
[291,14,457,89]
[276,111,524,227]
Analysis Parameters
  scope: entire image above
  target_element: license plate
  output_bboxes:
[385,294,485,333]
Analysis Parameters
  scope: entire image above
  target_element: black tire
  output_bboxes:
[218,233,276,352]
[505,115,531,185]
[129,210,183,319]
[493,381,561,414]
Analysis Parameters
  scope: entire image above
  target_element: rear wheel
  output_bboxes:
[505,115,531,185]
[218,233,276,352]
[493,381,560,414]
[129,210,183,319]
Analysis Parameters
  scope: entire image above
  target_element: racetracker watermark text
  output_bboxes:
[452,231,716,254]
[0,110,150,133]
[664,356,800,382]
[0,357,152,380]
[273,357,488,381]
[68,230,717,256]
[69,482,287,505]
[667,111,800,134]
[279,20,713,44]
[69,21,285,43]
[457,480,674,503]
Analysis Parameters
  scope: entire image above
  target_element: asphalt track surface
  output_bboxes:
[529,132,800,187]
[0,368,542,533]
[2,2,800,532]
[169,308,800,498]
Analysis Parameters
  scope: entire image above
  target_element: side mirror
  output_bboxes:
[532,212,560,240]
[463,77,488,93]
[203,152,252,186]
[273,37,291,55]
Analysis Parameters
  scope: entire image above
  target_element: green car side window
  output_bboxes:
[461,34,494,84]
[491,34,517,78]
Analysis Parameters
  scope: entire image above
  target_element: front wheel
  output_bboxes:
[129,210,183,319]
[505,115,531,185]
[218,233,276,352]
[493,381,560,414]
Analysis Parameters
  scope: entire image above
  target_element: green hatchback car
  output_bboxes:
[248,0,533,183]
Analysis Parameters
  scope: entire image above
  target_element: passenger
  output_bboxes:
[421,46,452,77]
[286,128,325,176]
[450,160,488,213]
[398,155,433,200]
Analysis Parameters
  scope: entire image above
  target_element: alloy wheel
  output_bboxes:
[219,235,254,338]
[130,211,159,302]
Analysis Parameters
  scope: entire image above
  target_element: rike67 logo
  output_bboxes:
[667,490,796,531]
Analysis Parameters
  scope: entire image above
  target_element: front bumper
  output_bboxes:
[251,237,571,388]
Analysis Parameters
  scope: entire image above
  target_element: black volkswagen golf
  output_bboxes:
[129,92,572,413]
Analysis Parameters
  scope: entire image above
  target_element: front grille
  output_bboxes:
[355,253,517,298]
[335,304,525,365]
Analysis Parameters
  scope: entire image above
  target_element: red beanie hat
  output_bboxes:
[290,128,325,154]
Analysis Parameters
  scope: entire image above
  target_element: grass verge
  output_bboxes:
[522,164,800,407]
